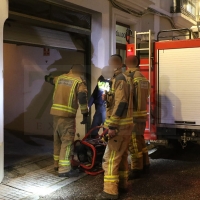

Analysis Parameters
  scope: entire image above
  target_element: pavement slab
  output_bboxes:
[0,156,86,200]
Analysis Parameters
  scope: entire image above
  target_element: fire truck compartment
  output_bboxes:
[158,47,200,127]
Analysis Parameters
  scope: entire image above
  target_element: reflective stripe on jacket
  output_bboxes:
[50,70,88,117]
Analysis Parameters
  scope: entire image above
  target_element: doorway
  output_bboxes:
[3,19,89,167]
[3,43,87,166]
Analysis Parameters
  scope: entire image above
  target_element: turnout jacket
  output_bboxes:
[50,70,88,118]
[125,68,150,122]
[104,68,133,130]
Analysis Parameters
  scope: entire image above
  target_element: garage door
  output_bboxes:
[4,21,84,51]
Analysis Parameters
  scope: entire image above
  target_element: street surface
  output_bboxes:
[41,142,200,200]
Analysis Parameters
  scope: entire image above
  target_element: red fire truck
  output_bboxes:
[126,28,200,148]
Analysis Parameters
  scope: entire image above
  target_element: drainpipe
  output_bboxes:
[0,0,9,184]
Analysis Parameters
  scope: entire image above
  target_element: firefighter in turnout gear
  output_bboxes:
[96,55,133,200]
[125,55,150,179]
[45,64,89,177]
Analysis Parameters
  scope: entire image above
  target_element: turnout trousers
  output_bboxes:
[53,116,76,173]
[90,104,106,137]
[129,122,150,170]
[102,128,132,195]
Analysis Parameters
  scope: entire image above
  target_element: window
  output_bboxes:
[186,1,196,16]
[116,22,130,63]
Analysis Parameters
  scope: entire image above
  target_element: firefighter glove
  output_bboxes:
[45,74,51,82]
[45,74,54,85]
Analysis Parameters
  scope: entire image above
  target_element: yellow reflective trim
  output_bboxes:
[68,80,78,108]
[65,146,71,161]
[59,160,70,164]
[133,77,147,83]
[132,133,138,154]
[108,151,113,175]
[131,154,137,159]
[119,171,129,178]
[119,171,129,176]
[59,160,71,166]
[51,106,76,114]
[104,175,119,179]
[53,155,59,161]
[98,81,110,91]
[51,107,76,114]
[53,75,81,100]
[53,104,76,111]
[52,104,76,114]
[133,110,147,117]
[105,117,133,126]
[108,151,115,176]
[104,175,119,182]
[104,179,119,183]
[111,151,116,176]
[80,104,88,109]
[107,117,133,122]
[61,75,81,83]
[110,87,115,92]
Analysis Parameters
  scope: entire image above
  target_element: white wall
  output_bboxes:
[111,8,139,54]
[160,0,172,13]
[141,14,155,32]
[160,17,173,31]
[4,44,85,138]
[64,0,112,121]
[0,0,8,184]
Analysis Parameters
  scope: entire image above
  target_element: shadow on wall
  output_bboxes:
[157,75,182,124]
[4,45,85,137]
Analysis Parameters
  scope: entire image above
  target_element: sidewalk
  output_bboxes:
[1,154,86,200]
[1,131,155,200]
[1,131,85,200]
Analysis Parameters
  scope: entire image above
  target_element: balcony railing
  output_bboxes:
[170,6,196,21]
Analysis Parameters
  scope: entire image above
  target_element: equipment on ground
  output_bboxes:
[73,126,108,175]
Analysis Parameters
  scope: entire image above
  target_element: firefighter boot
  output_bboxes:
[58,169,80,178]
[143,164,150,174]
[129,169,142,180]
[118,188,128,194]
[54,160,59,172]
[118,179,128,193]
[96,192,118,200]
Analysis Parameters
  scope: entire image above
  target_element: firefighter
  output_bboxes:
[88,66,112,138]
[125,55,150,179]
[96,55,133,200]
[45,64,89,177]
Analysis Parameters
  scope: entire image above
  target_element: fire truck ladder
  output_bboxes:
[134,30,152,134]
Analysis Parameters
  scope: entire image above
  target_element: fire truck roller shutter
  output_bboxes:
[158,47,200,126]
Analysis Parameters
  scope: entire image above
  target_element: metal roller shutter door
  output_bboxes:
[4,22,84,51]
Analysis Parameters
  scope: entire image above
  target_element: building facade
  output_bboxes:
[0,0,199,182]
